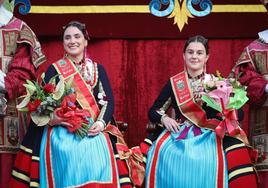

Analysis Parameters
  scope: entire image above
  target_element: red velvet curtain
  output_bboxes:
[39,38,253,146]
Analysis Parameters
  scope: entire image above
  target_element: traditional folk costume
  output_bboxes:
[0,4,45,187]
[145,72,257,188]
[231,30,268,180]
[232,31,268,105]
[9,57,135,188]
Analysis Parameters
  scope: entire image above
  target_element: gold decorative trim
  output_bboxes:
[119,177,132,184]
[229,167,254,180]
[29,182,40,187]
[225,143,245,152]
[212,5,266,12]
[20,145,33,154]
[143,156,147,163]
[12,170,30,182]
[32,156,40,161]
[30,5,150,14]
[114,153,120,159]
[29,5,267,14]
[144,138,153,145]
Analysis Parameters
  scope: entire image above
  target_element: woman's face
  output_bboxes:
[63,26,88,60]
[183,41,209,73]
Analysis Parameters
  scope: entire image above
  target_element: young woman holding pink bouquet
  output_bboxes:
[9,21,134,188]
[145,35,257,188]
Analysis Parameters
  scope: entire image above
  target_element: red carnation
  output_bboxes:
[27,99,41,112]
[43,83,55,93]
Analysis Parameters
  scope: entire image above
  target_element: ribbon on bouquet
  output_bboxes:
[215,98,246,139]
[49,93,92,137]
[116,143,145,186]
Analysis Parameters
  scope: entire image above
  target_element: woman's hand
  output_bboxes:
[88,121,105,136]
[162,116,180,133]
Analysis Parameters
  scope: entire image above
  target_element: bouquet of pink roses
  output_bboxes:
[201,72,248,138]
[16,74,93,139]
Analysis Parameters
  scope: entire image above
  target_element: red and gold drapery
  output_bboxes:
[15,0,268,39]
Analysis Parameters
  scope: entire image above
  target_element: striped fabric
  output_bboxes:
[143,128,258,188]
[145,127,228,188]
[9,124,44,188]
[223,136,257,188]
[10,145,40,188]
[9,123,134,188]
[115,153,133,188]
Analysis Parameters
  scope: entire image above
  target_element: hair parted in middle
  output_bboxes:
[183,35,209,55]
[62,21,90,40]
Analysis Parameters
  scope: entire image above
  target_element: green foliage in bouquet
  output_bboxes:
[17,73,66,126]
[201,71,248,113]
[16,73,93,139]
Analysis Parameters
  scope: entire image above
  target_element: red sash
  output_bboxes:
[170,71,220,130]
[53,57,100,121]
[171,72,249,144]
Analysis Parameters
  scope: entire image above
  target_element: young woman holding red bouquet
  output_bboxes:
[145,35,258,188]
[9,21,133,188]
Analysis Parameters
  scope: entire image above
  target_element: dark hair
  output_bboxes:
[260,0,268,10]
[62,21,90,40]
[183,35,209,54]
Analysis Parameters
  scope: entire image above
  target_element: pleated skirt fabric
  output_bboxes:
[39,126,120,188]
[145,125,228,188]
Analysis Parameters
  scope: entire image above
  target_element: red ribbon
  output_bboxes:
[215,98,245,138]
[116,143,145,186]
[49,94,91,132]
[247,147,259,164]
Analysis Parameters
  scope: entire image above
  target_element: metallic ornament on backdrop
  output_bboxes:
[15,0,31,14]
[3,0,31,14]
[149,0,213,31]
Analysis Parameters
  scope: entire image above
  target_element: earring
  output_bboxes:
[203,63,207,73]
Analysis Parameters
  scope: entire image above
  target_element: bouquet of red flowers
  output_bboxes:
[16,74,93,139]
[201,71,248,138]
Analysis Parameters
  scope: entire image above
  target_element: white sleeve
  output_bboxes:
[95,120,105,131]
[265,83,268,93]
[0,70,6,89]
